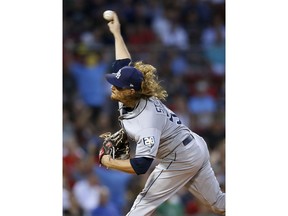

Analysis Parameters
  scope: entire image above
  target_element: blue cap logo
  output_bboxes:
[105,66,144,91]
[115,70,122,79]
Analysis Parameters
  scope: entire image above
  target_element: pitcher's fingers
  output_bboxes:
[111,11,120,23]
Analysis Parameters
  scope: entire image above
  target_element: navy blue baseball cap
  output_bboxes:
[105,66,144,91]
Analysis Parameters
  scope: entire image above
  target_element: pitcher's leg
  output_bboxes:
[126,165,198,216]
[186,160,225,215]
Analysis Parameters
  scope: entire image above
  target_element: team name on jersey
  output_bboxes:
[153,100,167,115]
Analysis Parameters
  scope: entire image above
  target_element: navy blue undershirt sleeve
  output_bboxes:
[130,157,154,175]
[111,58,131,73]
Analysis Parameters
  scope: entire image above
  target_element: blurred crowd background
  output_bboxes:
[63,0,225,215]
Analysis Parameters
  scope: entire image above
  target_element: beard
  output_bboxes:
[110,92,121,102]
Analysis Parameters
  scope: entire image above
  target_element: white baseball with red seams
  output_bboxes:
[103,10,114,21]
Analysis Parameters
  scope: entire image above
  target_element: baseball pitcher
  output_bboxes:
[98,11,225,216]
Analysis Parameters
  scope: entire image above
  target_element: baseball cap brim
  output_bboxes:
[105,73,127,89]
[105,66,144,90]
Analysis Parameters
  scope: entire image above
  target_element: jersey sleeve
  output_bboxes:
[134,127,161,159]
[130,157,154,175]
[111,58,131,73]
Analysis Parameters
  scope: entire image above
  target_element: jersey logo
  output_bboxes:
[143,136,155,148]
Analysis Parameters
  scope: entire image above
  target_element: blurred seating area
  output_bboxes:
[63,0,225,215]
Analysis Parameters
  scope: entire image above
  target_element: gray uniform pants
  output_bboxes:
[126,133,225,216]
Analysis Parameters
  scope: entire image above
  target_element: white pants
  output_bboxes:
[126,133,225,216]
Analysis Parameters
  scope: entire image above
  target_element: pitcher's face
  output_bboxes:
[110,85,134,104]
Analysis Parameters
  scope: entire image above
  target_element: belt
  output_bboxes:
[182,134,194,146]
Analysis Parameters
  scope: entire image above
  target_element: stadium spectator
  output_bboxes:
[91,187,120,216]
[187,80,217,123]
[152,5,189,50]
[63,175,83,216]
[63,136,85,188]
[201,14,225,75]
[72,172,103,216]
[68,48,110,125]
[94,166,132,215]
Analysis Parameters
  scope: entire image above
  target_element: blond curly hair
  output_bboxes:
[132,61,168,101]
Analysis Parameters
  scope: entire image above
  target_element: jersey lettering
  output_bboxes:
[155,106,165,114]
[153,101,182,125]
[168,113,182,125]
[153,100,165,114]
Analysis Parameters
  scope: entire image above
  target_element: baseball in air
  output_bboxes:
[103,10,114,21]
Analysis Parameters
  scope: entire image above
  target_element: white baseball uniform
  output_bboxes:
[118,97,225,215]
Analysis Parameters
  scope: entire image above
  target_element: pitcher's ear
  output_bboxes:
[129,89,136,95]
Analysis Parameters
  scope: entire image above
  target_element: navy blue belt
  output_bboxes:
[182,135,194,146]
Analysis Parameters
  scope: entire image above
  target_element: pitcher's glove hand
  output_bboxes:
[98,128,130,165]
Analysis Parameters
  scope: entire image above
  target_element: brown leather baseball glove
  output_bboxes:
[98,128,130,164]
